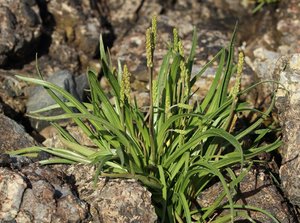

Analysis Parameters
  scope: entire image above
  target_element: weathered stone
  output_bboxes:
[55,194,89,222]
[0,164,89,222]
[103,0,162,40]
[274,54,300,206]
[42,124,95,149]
[198,168,295,222]
[0,154,33,169]
[244,0,300,58]
[46,0,110,73]
[105,0,142,29]
[20,180,57,222]
[0,114,37,153]
[26,70,88,130]
[48,31,80,73]
[245,47,281,97]
[247,16,300,206]
[0,0,42,67]
[63,164,157,223]
[0,69,27,116]
[0,168,27,221]
[276,0,300,54]
[74,17,102,56]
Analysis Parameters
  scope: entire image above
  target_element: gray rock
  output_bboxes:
[0,0,42,67]
[20,180,57,222]
[1,161,156,222]
[63,164,157,223]
[42,124,95,149]
[245,0,300,57]
[0,113,37,153]
[244,2,300,209]
[275,54,300,206]
[248,42,300,209]
[46,0,109,73]
[48,31,81,73]
[26,70,88,130]
[198,168,295,222]
[246,47,281,97]
[0,168,27,221]
[104,0,156,39]
[276,0,300,55]
[0,154,33,169]
[0,164,89,222]
[0,70,27,116]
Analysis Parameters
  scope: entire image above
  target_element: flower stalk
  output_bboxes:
[146,16,157,165]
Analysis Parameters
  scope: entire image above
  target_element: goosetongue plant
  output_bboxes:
[12,16,281,222]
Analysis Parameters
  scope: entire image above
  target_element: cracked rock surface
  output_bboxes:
[275,54,300,206]
[0,164,89,222]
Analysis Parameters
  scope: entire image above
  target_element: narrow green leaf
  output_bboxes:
[220,24,237,105]
[39,158,76,165]
[178,192,192,223]
[158,165,167,223]
[164,128,243,168]
[88,70,122,129]
[59,135,96,157]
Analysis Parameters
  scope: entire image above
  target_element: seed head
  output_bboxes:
[165,96,171,118]
[173,28,178,52]
[146,28,153,68]
[123,65,131,101]
[237,51,244,77]
[152,79,158,105]
[231,52,244,97]
[151,15,157,48]
[178,40,184,57]
[120,64,131,106]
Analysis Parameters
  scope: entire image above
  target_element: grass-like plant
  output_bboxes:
[252,0,279,13]
[11,17,282,222]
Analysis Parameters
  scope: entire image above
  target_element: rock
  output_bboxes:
[103,0,162,40]
[28,123,157,222]
[34,126,157,222]
[275,54,300,206]
[26,70,89,130]
[198,167,296,222]
[276,0,300,54]
[0,168,27,221]
[245,47,281,97]
[0,163,89,222]
[62,164,157,223]
[0,69,27,116]
[245,0,300,66]
[48,31,81,73]
[0,154,33,169]
[46,0,111,73]
[0,0,42,68]
[74,17,102,56]
[105,0,143,34]
[0,113,38,153]
[42,124,95,149]
[248,44,300,208]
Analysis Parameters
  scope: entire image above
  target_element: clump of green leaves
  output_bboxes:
[12,17,281,222]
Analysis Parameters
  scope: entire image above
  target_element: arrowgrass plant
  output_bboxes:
[12,17,282,222]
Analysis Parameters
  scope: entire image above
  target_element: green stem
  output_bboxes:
[149,50,156,165]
